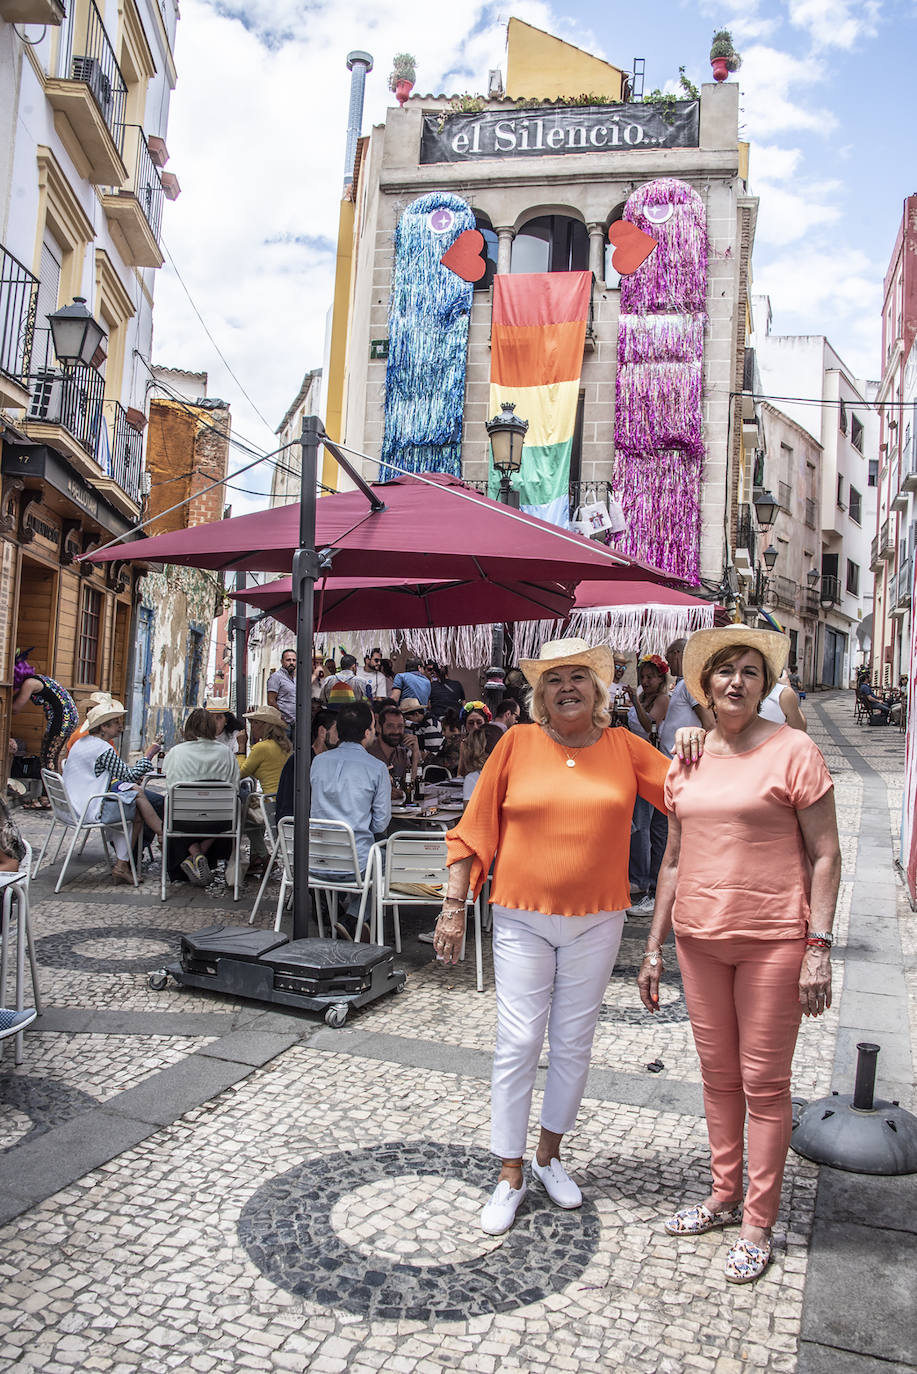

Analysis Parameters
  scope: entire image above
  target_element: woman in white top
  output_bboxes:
[64,700,162,884]
[459,725,504,801]
[758,671,808,731]
[159,708,240,886]
[205,698,246,752]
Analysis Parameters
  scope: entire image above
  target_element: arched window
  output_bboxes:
[473,213,498,290]
[511,215,588,273]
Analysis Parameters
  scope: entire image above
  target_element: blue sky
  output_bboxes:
[152,0,917,490]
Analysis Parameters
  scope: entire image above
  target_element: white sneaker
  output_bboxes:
[628,894,655,916]
[480,1179,527,1235]
[531,1156,582,1209]
[417,929,437,944]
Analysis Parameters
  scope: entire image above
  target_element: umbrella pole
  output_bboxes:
[291,415,322,941]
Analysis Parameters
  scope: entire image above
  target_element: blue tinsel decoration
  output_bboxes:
[379,193,475,481]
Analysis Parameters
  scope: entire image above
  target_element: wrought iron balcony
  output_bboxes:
[101,399,144,510]
[820,574,841,607]
[0,244,38,408]
[804,497,817,529]
[801,586,819,618]
[735,503,756,568]
[101,126,164,269]
[24,355,105,462]
[771,575,798,611]
[778,480,793,512]
[892,559,913,613]
[900,434,917,495]
[879,517,895,561]
[46,0,127,184]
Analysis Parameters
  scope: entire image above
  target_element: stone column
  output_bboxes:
[496,227,515,276]
[588,223,606,282]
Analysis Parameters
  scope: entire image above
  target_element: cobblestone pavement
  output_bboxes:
[0,692,913,1372]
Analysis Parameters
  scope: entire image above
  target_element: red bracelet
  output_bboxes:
[805,937,831,949]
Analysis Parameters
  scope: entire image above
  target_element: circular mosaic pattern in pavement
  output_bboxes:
[0,1075,98,1151]
[238,1141,600,1320]
[33,925,184,973]
[600,962,688,1025]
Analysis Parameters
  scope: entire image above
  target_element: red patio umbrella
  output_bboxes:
[87,472,667,588]
[232,574,574,632]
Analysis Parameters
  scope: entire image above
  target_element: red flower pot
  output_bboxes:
[394,78,414,106]
[711,56,729,82]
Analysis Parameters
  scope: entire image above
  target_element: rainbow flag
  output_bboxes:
[489,271,591,526]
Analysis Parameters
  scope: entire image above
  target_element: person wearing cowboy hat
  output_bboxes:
[238,705,292,877]
[439,637,670,1236]
[205,699,246,753]
[63,700,163,884]
[637,623,840,1285]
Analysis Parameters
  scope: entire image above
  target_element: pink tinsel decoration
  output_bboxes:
[613,177,708,582]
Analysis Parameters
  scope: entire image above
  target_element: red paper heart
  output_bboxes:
[608,219,658,275]
[441,229,486,282]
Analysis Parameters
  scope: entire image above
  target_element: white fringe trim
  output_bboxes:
[314,602,714,669]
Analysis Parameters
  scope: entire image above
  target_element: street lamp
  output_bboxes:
[486,401,528,509]
[753,489,779,530]
[807,567,820,587]
[762,543,779,571]
[48,297,106,368]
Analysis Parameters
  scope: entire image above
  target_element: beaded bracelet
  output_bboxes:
[805,937,831,949]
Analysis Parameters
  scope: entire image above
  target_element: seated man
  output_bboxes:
[400,697,443,759]
[310,701,391,937]
[857,670,891,720]
[492,697,521,733]
[368,703,420,790]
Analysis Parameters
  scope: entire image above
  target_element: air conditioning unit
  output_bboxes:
[27,370,62,423]
[72,56,112,119]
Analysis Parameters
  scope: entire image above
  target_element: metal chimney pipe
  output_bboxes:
[344,50,373,190]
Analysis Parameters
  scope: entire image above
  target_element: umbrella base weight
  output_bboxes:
[791,1093,917,1175]
[151,924,406,1025]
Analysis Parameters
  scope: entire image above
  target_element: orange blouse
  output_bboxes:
[446,723,668,917]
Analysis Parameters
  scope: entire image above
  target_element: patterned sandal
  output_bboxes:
[724,1235,772,1284]
[664,1202,742,1236]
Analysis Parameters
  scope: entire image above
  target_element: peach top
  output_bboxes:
[664,724,833,941]
[446,723,668,917]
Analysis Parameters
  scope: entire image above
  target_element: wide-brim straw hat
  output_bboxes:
[244,705,286,728]
[520,637,616,688]
[82,690,114,718]
[86,699,126,730]
[399,697,425,714]
[682,624,789,705]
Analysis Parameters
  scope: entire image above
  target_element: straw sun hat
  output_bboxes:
[520,637,616,688]
[244,705,286,728]
[86,699,126,730]
[682,624,789,706]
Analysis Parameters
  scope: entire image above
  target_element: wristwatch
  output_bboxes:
[807,930,833,946]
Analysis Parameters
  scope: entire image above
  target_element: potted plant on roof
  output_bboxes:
[389,52,416,107]
[709,29,741,82]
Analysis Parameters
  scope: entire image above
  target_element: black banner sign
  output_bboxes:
[420,102,699,164]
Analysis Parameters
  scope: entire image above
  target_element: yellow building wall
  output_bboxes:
[322,197,356,492]
[505,17,625,102]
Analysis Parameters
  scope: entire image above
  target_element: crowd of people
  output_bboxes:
[8,631,849,1287]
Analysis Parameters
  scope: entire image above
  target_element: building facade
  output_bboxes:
[752,299,877,687]
[0,0,179,767]
[325,28,756,598]
[872,195,917,686]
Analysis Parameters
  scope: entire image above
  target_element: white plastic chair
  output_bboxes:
[370,830,484,990]
[161,781,242,901]
[0,843,43,1066]
[33,769,139,891]
[248,817,374,937]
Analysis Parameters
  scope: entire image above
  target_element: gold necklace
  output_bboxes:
[544,724,600,767]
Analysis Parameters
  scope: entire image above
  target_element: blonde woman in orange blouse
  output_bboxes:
[440,638,669,1236]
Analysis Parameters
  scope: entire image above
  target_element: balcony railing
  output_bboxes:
[778,480,792,512]
[801,586,819,618]
[735,503,756,566]
[0,244,38,387]
[772,575,798,610]
[804,497,817,529]
[103,399,144,506]
[25,330,105,457]
[820,574,841,607]
[901,435,917,494]
[101,125,164,266]
[62,0,126,153]
[879,517,895,560]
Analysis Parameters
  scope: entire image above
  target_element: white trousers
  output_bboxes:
[490,905,625,1159]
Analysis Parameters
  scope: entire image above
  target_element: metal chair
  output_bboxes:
[370,830,484,990]
[0,843,43,1066]
[248,817,374,937]
[33,769,139,891]
[161,781,242,901]
[421,764,452,784]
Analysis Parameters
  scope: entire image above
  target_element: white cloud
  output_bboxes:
[755,245,884,378]
[738,43,835,135]
[788,0,881,49]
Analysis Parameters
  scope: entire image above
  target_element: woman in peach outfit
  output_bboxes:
[638,624,840,1285]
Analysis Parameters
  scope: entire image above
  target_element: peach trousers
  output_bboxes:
[676,934,804,1229]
